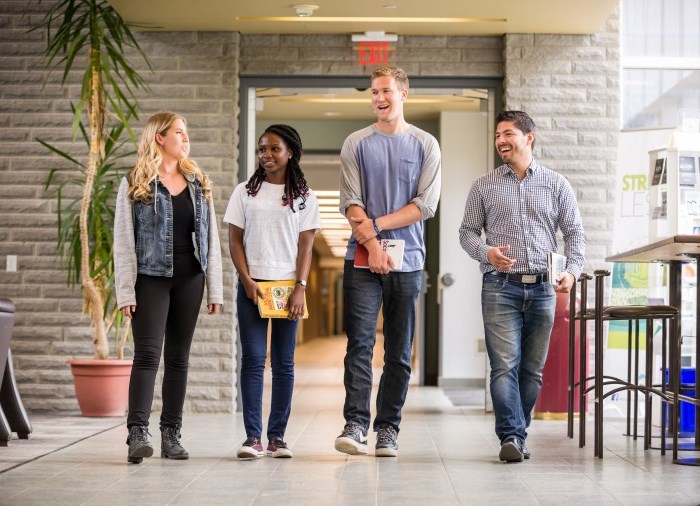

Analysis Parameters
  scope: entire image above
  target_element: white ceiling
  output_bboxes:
[108,0,618,36]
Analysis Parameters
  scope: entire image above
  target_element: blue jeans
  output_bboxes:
[237,282,298,439]
[342,261,422,433]
[481,273,556,443]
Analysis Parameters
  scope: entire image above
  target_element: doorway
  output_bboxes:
[238,75,501,387]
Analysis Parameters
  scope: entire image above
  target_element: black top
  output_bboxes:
[171,188,195,256]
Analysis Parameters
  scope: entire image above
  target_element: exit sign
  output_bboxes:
[355,41,396,66]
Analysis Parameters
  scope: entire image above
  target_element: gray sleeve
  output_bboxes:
[339,135,365,214]
[205,196,224,305]
[113,177,137,309]
[412,133,441,220]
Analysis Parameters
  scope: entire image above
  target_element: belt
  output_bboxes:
[488,271,549,284]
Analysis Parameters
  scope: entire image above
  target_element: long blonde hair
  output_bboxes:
[127,111,212,202]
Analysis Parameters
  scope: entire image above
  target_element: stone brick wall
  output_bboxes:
[0,0,618,413]
[0,1,238,413]
[504,8,620,270]
[239,34,503,77]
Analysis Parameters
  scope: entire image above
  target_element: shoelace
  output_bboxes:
[244,437,260,447]
[377,427,397,444]
[270,438,287,449]
[163,429,181,445]
[130,426,150,444]
[343,423,362,437]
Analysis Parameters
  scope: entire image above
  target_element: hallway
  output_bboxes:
[0,336,699,505]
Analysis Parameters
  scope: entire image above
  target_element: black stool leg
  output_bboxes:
[644,319,653,450]
[594,273,605,458]
[633,320,640,441]
[579,277,589,448]
[626,320,632,436]
[567,284,576,439]
[660,319,667,456]
[672,316,680,461]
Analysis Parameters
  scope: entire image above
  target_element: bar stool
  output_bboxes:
[567,273,590,440]
[588,269,679,458]
[567,273,661,447]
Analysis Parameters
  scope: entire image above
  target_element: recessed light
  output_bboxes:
[383,4,398,8]
[324,112,342,117]
[291,4,319,17]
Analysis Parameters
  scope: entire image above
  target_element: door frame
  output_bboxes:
[238,75,503,386]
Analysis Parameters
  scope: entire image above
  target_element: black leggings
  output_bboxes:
[127,256,205,429]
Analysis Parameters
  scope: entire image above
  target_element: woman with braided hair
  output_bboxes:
[224,124,320,458]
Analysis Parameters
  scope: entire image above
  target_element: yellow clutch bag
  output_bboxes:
[257,280,309,319]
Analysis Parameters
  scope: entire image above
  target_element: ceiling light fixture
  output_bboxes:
[236,16,506,24]
[291,4,319,17]
[278,97,466,104]
[351,31,398,42]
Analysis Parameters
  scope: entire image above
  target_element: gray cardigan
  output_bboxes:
[113,175,224,309]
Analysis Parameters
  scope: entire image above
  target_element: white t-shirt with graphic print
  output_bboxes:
[223,181,320,280]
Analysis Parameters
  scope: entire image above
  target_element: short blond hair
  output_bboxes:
[371,66,409,90]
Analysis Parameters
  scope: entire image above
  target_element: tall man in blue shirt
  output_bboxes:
[459,110,585,463]
[335,66,441,457]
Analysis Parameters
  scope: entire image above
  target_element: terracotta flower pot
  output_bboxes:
[67,359,132,417]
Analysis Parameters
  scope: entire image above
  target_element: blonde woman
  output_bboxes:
[114,111,223,464]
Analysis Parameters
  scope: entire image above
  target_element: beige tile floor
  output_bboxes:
[1,336,700,505]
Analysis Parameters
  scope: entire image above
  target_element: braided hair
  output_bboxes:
[246,124,309,212]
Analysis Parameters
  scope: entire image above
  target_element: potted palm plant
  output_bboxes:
[36,0,151,416]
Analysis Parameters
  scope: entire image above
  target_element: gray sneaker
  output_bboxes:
[375,425,398,457]
[334,422,368,455]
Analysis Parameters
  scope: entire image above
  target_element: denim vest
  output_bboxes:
[133,175,210,276]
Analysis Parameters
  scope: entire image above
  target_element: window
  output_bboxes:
[622,0,700,129]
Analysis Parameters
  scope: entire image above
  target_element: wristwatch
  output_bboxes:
[296,280,307,287]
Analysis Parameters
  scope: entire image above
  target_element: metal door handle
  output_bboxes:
[441,273,456,287]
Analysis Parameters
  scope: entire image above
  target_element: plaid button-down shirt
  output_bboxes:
[459,160,585,279]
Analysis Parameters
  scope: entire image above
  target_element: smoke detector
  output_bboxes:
[291,4,319,17]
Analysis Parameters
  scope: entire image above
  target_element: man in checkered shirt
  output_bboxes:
[459,110,585,463]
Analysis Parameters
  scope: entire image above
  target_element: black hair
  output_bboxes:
[246,124,309,212]
[496,110,537,150]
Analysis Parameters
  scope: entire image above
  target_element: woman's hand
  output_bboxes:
[243,279,263,304]
[207,303,221,315]
[287,285,306,320]
[120,305,136,319]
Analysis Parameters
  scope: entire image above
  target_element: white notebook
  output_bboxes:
[353,239,405,270]
[547,252,567,286]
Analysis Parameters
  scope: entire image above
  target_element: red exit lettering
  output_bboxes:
[357,42,391,66]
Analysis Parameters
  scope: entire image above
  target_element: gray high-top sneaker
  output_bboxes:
[126,425,153,464]
[161,426,189,460]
